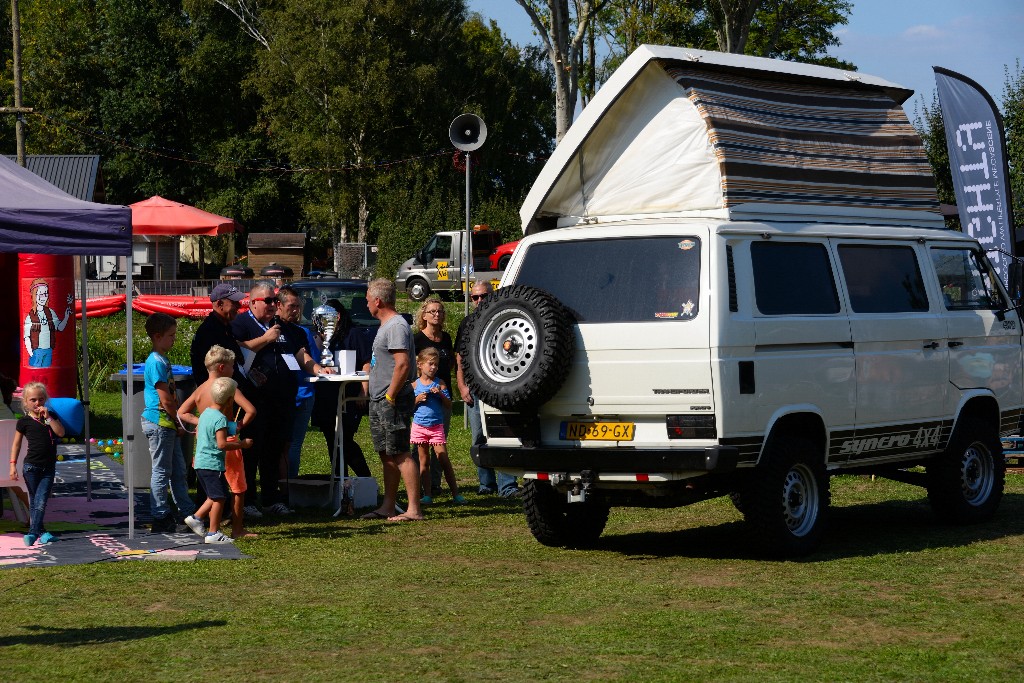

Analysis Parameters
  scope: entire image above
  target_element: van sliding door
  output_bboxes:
[836,242,948,463]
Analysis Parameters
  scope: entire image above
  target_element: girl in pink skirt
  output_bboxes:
[411,348,465,505]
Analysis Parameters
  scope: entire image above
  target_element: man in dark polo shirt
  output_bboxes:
[190,283,247,387]
[232,280,331,516]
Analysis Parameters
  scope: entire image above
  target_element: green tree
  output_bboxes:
[515,0,608,142]
[598,0,853,80]
[1004,60,1023,231]
[222,0,469,255]
[912,94,957,228]
[372,15,555,276]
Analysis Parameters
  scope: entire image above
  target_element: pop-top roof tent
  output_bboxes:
[522,45,944,235]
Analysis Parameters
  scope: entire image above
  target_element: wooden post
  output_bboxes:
[10,0,26,166]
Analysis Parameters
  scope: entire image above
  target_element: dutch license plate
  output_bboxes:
[561,421,636,441]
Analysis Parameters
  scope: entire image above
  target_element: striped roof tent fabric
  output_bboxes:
[665,64,940,212]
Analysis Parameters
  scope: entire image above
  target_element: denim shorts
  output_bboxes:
[368,391,413,456]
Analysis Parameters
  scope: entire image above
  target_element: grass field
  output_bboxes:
[2,389,1024,681]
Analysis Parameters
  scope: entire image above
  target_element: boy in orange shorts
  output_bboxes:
[178,345,259,539]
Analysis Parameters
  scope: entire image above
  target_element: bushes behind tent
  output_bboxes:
[76,312,201,394]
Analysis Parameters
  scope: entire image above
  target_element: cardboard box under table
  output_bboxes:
[288,371,378,513]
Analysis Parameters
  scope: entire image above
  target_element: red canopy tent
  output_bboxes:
[129,195,238,236]
[128,195,240,284]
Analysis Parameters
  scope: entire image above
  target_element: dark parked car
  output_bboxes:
[287,277,379,333]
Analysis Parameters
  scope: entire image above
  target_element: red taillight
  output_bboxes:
[666,414,716,439]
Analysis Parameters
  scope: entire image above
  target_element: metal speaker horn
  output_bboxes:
[449,113,487,152]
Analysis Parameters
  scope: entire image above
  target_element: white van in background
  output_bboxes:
[459,46,1021,556]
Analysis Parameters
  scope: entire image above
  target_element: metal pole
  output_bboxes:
[464,152,472,318]
[11,0,27,166]
[463,153,471,430]
[125,255,135,538]
[79,257,93,500]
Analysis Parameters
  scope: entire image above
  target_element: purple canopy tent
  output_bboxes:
[0,154,130,254]
[0,155,146,536]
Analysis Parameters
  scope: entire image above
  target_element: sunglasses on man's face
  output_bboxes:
[470,294,486,301]
[261,296,280,305]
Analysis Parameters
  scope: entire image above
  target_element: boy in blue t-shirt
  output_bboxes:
[191,377,252,544]
[142,313,200,534]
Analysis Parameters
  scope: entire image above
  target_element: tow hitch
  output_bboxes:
[567,469,596,503]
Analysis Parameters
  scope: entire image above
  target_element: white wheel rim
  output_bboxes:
[782,463,819,537]
[961,442,994,506]
[477,307,538,384]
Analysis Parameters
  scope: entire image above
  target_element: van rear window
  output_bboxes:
[514,237,701,322]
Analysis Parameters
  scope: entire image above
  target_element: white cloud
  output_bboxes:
[902,24,948,40]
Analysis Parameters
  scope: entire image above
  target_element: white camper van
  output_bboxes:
[460,46,1021,556]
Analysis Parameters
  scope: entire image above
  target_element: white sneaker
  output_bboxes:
[204,531,234,544]
[243,505,263,518]
[184,515,207,537]
[267,502,293,515]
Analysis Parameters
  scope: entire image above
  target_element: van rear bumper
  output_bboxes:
[471,445,738,473]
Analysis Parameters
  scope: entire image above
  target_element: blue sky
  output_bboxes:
[467,0,1022,116]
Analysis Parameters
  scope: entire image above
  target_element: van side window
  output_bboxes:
[751,242,839,315]
[838,245,928,312]
[515,237,701,322]
[931,248,1004,310]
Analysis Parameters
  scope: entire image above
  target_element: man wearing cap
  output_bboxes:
[190,283,248,387]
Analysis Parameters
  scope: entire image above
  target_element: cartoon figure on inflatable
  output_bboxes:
[23,277,74,368]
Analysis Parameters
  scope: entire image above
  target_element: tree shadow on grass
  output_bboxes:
[0,620,226,648]
[595,492,1024,562]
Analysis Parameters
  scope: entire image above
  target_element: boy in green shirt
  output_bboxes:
[192,377,252,544]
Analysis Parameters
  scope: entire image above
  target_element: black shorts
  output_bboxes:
[196,469,228,501]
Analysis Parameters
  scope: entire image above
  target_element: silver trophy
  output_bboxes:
[311,303,341,367]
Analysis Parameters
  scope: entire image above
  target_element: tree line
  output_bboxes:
[1,1,1018,276]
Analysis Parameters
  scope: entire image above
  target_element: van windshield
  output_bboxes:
[514,236,700,322]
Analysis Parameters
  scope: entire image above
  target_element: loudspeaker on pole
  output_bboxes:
[449,113,487,151]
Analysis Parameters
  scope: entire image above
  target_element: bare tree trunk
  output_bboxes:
[517,0,608,142]
[357,194,369,244]
[333,222,343,274]
[708,0,762,54]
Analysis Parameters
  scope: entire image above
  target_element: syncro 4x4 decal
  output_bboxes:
[829,421,953,460]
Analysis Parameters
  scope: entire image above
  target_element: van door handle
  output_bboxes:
[948,341,964,348]
[923,341,940,350]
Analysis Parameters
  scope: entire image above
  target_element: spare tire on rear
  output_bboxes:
[460,285,575,412]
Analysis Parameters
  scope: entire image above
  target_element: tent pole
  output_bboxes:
[79,256,93,500]
[125,255,135,539]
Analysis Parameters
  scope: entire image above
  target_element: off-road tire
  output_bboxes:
[406,278,430,302]
[926,416,1004,523]
[523,480,609,548]
[460,285,575,412]
[746,437,829,557]
[728,490,747,516]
